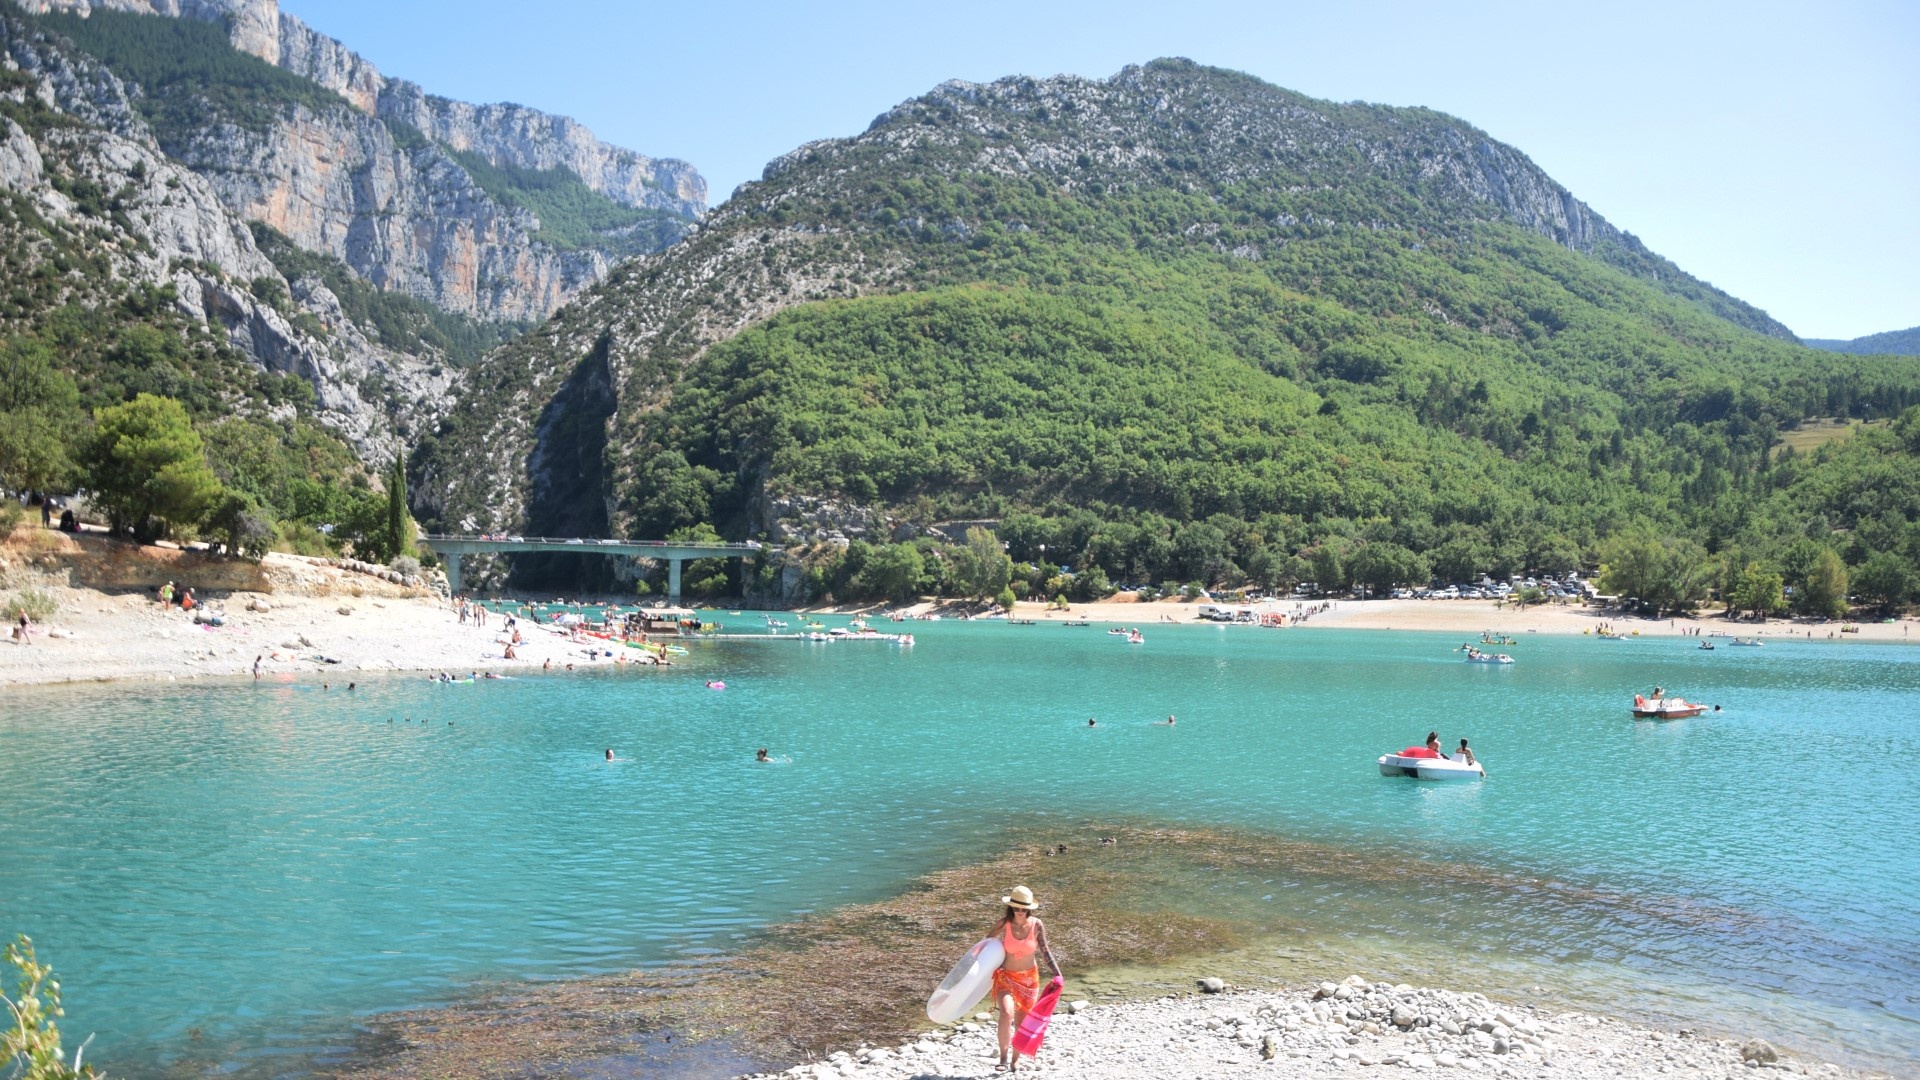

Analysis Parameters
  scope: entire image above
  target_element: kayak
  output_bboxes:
[927,938,1006,1024]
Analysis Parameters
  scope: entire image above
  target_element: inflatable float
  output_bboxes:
[927,938,1006,1023]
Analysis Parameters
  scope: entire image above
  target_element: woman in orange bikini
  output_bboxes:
[991,885,1060,1072]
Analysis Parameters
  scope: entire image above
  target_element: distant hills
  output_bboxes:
[415,59,1920,603]
[1805,326,1920,356]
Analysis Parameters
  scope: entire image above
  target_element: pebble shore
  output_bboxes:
[749,976,1875,1080]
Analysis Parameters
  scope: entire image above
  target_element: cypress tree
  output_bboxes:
[387,451,407,560]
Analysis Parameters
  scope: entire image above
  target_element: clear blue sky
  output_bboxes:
[284,0,1916,341]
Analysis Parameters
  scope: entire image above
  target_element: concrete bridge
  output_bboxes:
[419,534,763,601]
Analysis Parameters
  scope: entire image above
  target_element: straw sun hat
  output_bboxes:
[1002,885,1039,910]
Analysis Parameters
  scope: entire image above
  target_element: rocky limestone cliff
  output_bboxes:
[165,101,606,321]
[21,0,706,215]
[19,0,705,326]
[1,10,453,458]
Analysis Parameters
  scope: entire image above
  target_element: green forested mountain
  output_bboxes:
[417,60,1920,607]
[1805,326,1920,357]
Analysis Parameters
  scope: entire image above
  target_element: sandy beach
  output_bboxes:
[978,594,1918,644]
[0,528,610,688]
[5,524,1915,689]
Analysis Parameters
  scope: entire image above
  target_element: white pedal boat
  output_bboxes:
[1377,749,1485,781]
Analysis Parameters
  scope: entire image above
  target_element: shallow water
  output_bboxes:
[2,619,1916,1075]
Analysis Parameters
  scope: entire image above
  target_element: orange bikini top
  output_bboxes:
[1002,920,1037,960]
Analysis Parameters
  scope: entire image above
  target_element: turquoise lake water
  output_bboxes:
[2,619,1917,1076]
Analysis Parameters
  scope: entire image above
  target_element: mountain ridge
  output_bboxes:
[414,59,1912,603]
[1805,325,1920,357]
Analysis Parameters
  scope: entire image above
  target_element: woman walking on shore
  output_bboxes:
[992,885,1060,1072]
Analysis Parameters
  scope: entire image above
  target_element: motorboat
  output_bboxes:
[1632,693,1708,719]
[1377,747,1485,781]
[1698,641,1715,650]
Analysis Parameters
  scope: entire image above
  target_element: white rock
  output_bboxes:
[1066,1000,1089,1014]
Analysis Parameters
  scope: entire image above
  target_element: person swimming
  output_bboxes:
[1087,717,1096,727]
[606,749,615,761]
[756,748,770,762]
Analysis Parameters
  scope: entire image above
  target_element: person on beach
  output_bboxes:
[253,655,262,679]
[991,885,1060,1072]
[14,611,30,645]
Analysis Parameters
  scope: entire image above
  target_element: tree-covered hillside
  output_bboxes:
[418,60,1920,609]
[1805,326,1920,357]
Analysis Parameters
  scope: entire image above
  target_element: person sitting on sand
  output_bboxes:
[504,643,517,659]
[991,885,1061,1073]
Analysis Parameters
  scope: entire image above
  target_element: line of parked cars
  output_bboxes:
[1412,574,1596,600]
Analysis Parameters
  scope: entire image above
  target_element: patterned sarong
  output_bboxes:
[991,966,1040,1013]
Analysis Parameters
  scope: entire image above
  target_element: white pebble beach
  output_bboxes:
[750,977,1882,1080]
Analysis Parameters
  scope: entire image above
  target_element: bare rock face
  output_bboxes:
[169,102,605,322]
[10,0,709,471]
[0,12,451,459]
[21,0,706,325]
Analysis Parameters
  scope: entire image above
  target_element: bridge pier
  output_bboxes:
[667,558,682,604]
[445,553,462,596]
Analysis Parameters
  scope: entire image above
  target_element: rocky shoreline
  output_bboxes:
[753,977,1874,1080]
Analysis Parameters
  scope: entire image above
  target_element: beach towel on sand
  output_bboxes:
[1012,976,1065,1056]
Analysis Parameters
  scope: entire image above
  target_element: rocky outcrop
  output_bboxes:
[0,11,452,458]
[22,0,706,220]
[376,83,704,219]
[8,0,710,468]
[167,102,605,321]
